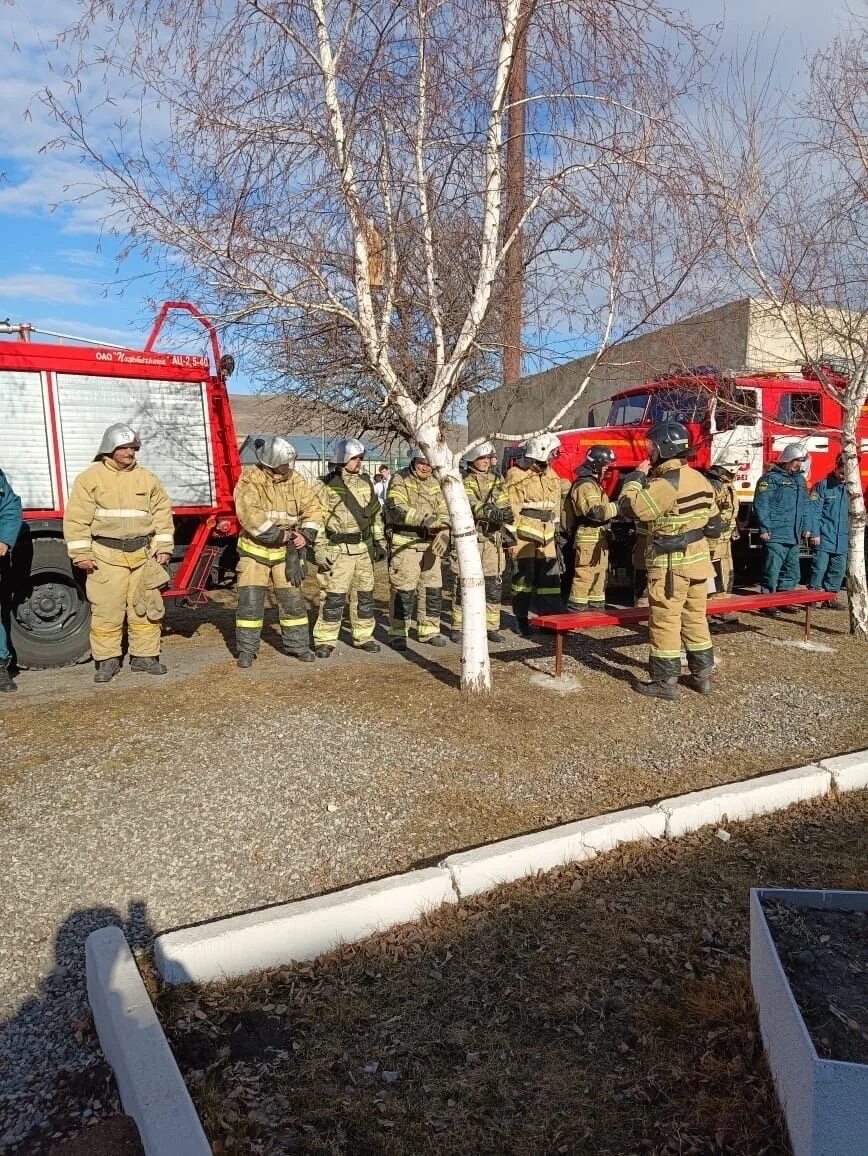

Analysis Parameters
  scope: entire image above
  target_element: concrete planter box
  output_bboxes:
[750,888,868,1156]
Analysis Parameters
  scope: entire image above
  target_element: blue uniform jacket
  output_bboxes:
[810,473,849,554]
[753,464,812,545]
[0,469,23,550]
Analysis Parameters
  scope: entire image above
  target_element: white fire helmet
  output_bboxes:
[330,437,366,465]
[524,433,561,464]
[462,441,497,468]
[254,435,297,470]
[713,455,745,475]
[778,442,808,464]
[408,446,429,465]
[95,423,141,459]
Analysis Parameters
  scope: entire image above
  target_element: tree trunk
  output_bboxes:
[842,404,868,641]
[425,438,492,693]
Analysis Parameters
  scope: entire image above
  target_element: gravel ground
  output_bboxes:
[0,591,866,1150]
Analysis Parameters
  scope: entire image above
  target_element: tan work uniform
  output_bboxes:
[619,460,720,682]
[451,467,512,633]
[567,471,618,609]
[312,469,385,647]
[631,525,650,606]
[384,467,448,642]
[706,472,739,598]
[506,462,564,623]
[233,466,321,657]
[64,459,174,661]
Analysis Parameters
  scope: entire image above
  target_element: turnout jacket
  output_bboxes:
[505,463,564,551]
[569,470,618,545]
[234,465,322,565]
[753,464,813,545]
[619,459,719,579]
[384,467,448,548]
[463,467,513,540]
[810,473,849,554]
[0,469,22,550]
[313,469,384,554]
[705,470,740,542]
[64,459,174,563]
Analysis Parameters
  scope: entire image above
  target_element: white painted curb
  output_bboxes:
[443,805,664,898]
[85,926,210,1156]
[820,750,868,792]
[155,866,456,984]
[658,764,832,838]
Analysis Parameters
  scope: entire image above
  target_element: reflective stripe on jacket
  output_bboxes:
[619,460,718,576]
[384,467,447,547]
[706,473,739,541]
[505,464,562,547]
[234,465,322,564]
[64,459,174,562]
[313,470,384,552]
[569,473,618,544]
[464,468,512,540]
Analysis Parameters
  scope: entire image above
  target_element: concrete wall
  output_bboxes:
[468,299,759,444]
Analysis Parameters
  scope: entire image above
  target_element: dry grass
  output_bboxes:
[157,790,868,1156]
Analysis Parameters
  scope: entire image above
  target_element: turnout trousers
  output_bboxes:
[511,541,563,623]
[647,570,713,675]
[388,542,443,641]
[709,538,734,598]
[568,538,609,608]
[86,542,161,660]
[313,548,377,647]
[452,535,504,633]
[235,555,309,657]
[761,541,800,593]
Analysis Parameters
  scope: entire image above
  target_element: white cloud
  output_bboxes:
[0,273,93,305]
[57,248,108,269]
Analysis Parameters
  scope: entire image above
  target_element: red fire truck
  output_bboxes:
[0,302,241,668]
[508,365,868,580]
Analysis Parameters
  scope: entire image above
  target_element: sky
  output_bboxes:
[0,0,855,394]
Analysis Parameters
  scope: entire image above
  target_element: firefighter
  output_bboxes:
[619,421,722,699]
[506,433,565,636]
[808,453,849,608]
[566,446,618,613]
[630,525,650,607]
[0,466,23,692]
[384,447,450,649]
[311,438,386,657]
[704,456,742,598]
[233,436,321,667]
[451,441,513,644]
[64,424,174,683]
[754,443,816,611]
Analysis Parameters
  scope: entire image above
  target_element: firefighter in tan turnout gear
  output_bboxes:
[311,438,385,658]
[506,433,566,637]
[451,442,513,644]
[64,424,174,683]
[384,447,449,649]
[704,456,742,597]
[233,436,321,667]
[566,446,618,613]
[619,421,722,700]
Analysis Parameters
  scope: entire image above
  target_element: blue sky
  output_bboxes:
[1,0,853,394]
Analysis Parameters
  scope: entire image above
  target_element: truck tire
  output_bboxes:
[9,534,91,669]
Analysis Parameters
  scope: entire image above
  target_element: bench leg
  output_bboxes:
[804,604,812,642]
[555,633,563,679]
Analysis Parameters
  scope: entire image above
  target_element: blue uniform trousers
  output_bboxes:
[761,541,800,593]
[809,550,846,593]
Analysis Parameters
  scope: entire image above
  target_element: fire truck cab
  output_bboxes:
[506,365,868,579]
[0,302,241,668]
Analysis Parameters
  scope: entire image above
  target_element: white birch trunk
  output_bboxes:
[842,397,868,641]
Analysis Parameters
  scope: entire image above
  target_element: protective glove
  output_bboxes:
[313,543,334,575]
[285,540,306,586]
[430,529,451,558]
[372,539,387,563]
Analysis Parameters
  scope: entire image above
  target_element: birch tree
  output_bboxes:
[48,0,707,690]
[700,23,868,640]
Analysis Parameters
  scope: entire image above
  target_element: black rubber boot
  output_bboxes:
[130,656,167,675]
[288,649,316,663]
[684,648,714,694]
[566,601,588,613]
[357,639,380,653]
[425,634,447,648]
[93,657,121,684]
[487,630,507,644]
[237,652,256,669]
[515,617,533,638]
[450,628,462,644]
[389,637,408,651]
[635,656,680,700]
[0,662,17,693]
[314,644,334,659]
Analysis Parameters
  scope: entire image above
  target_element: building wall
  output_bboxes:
[468,299,754,444]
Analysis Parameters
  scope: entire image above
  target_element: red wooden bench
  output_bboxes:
[533,589,841,678]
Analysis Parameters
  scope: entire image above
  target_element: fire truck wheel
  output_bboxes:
[9,535,92,669]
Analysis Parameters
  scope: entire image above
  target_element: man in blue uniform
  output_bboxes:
[754,444,817,615]
[808,454,850,608]
[0,467,23,692]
